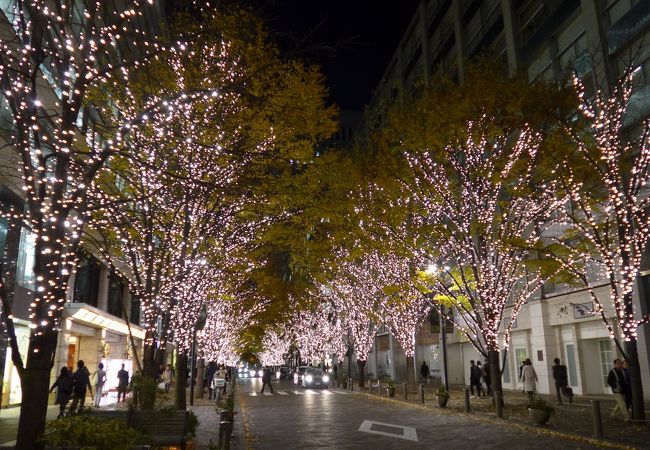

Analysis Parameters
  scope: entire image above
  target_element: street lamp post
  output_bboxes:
[440,306,448,391]
[189,305,208,407]
[426,263,449,391]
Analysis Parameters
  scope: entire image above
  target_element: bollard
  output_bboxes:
[464,388,471,413]
[419,384,425,404]
[403,382,408,400]
[219,420,231,449]
[349,378,353,391]
[592,400,603,438]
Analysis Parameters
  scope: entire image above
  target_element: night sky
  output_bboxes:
[257,1,421,111]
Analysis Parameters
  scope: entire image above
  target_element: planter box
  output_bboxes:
[528,407,552,425]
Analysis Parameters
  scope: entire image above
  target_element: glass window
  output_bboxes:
[0,217,8,257]
[73,252,101,307]
[107,271,124,318]
[503,354,511,383]
[598,340,614,387]
[515,347,528,379]
[130,294,140,325]
[16,228,35,290]
[566,343,578,387]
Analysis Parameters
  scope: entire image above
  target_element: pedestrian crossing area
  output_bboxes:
[249,389,350,397]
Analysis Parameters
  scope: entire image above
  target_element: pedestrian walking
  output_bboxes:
[520,359,537,399]
[69,360,93,414]
[163,364,174,393]
[518,359,526,390]
[469,360,483,397]
[210,375,221,401]
[420,361,430,384]
[50,367,73,418]
[552,357,573,405]
[482,360,492,396]
[608,358,629,420]
[117,363,129,402]
[93,363,107,407]
[260,367,274,394]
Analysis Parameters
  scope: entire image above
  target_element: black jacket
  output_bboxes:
[607,367,627,394]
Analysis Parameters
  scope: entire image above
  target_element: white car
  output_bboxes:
[293,366,309,385]
[302,368,329,389]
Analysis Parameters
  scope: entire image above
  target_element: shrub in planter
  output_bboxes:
[527,395,554,425]
[40,415,145,450]
[129,373,158,411]
[436,386,450,408]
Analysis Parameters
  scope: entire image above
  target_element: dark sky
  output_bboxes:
[258,1,421,111]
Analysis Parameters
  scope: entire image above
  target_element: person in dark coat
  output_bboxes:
[469,360,483,397]
[50,367,73,418]
[69,360,93,414]
[420,361,430,384]
[260,367,274,394]
[552,357,573,405]
[608,358,629,420]
[117,363,129,402]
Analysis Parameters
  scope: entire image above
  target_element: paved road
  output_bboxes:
[238,378,606,450]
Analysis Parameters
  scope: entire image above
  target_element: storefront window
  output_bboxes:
[16,228,35,290]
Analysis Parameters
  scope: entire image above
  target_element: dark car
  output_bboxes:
[301,368,329,389]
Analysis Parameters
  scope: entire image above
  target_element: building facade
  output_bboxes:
[0,0,166,408]
[362,0,650,399]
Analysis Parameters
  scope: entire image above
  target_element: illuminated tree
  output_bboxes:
[404,118,567,415]
[258,330,291,367]
[552,69,650,420]
[197,291,265,366]
[0,2,166,447]
[377,253,430,388]
[324,251,386,387]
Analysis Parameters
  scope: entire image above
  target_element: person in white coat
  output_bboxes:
[520,358,538,399]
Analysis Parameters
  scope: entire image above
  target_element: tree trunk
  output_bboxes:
[625,340,646,421]
[175,352,188,410]
[489,349,504,418]
[143,332,157,379]
[357,359,366,387]
[406,356,416,390]
[15,329,58,450]
[195,358,205,400]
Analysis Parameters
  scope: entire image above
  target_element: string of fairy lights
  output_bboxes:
[552,70,650,344]
[0,0,167,355]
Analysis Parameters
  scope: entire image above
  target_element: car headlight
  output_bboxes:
[249,370,254,376]
[258,370,263,377]
[323,375,330,383]
[305,375,313,383]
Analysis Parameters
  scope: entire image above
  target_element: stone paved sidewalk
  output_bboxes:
[354,382,650,449]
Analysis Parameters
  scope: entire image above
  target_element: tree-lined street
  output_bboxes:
[237,378,608,450]
[0,1,649,449]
